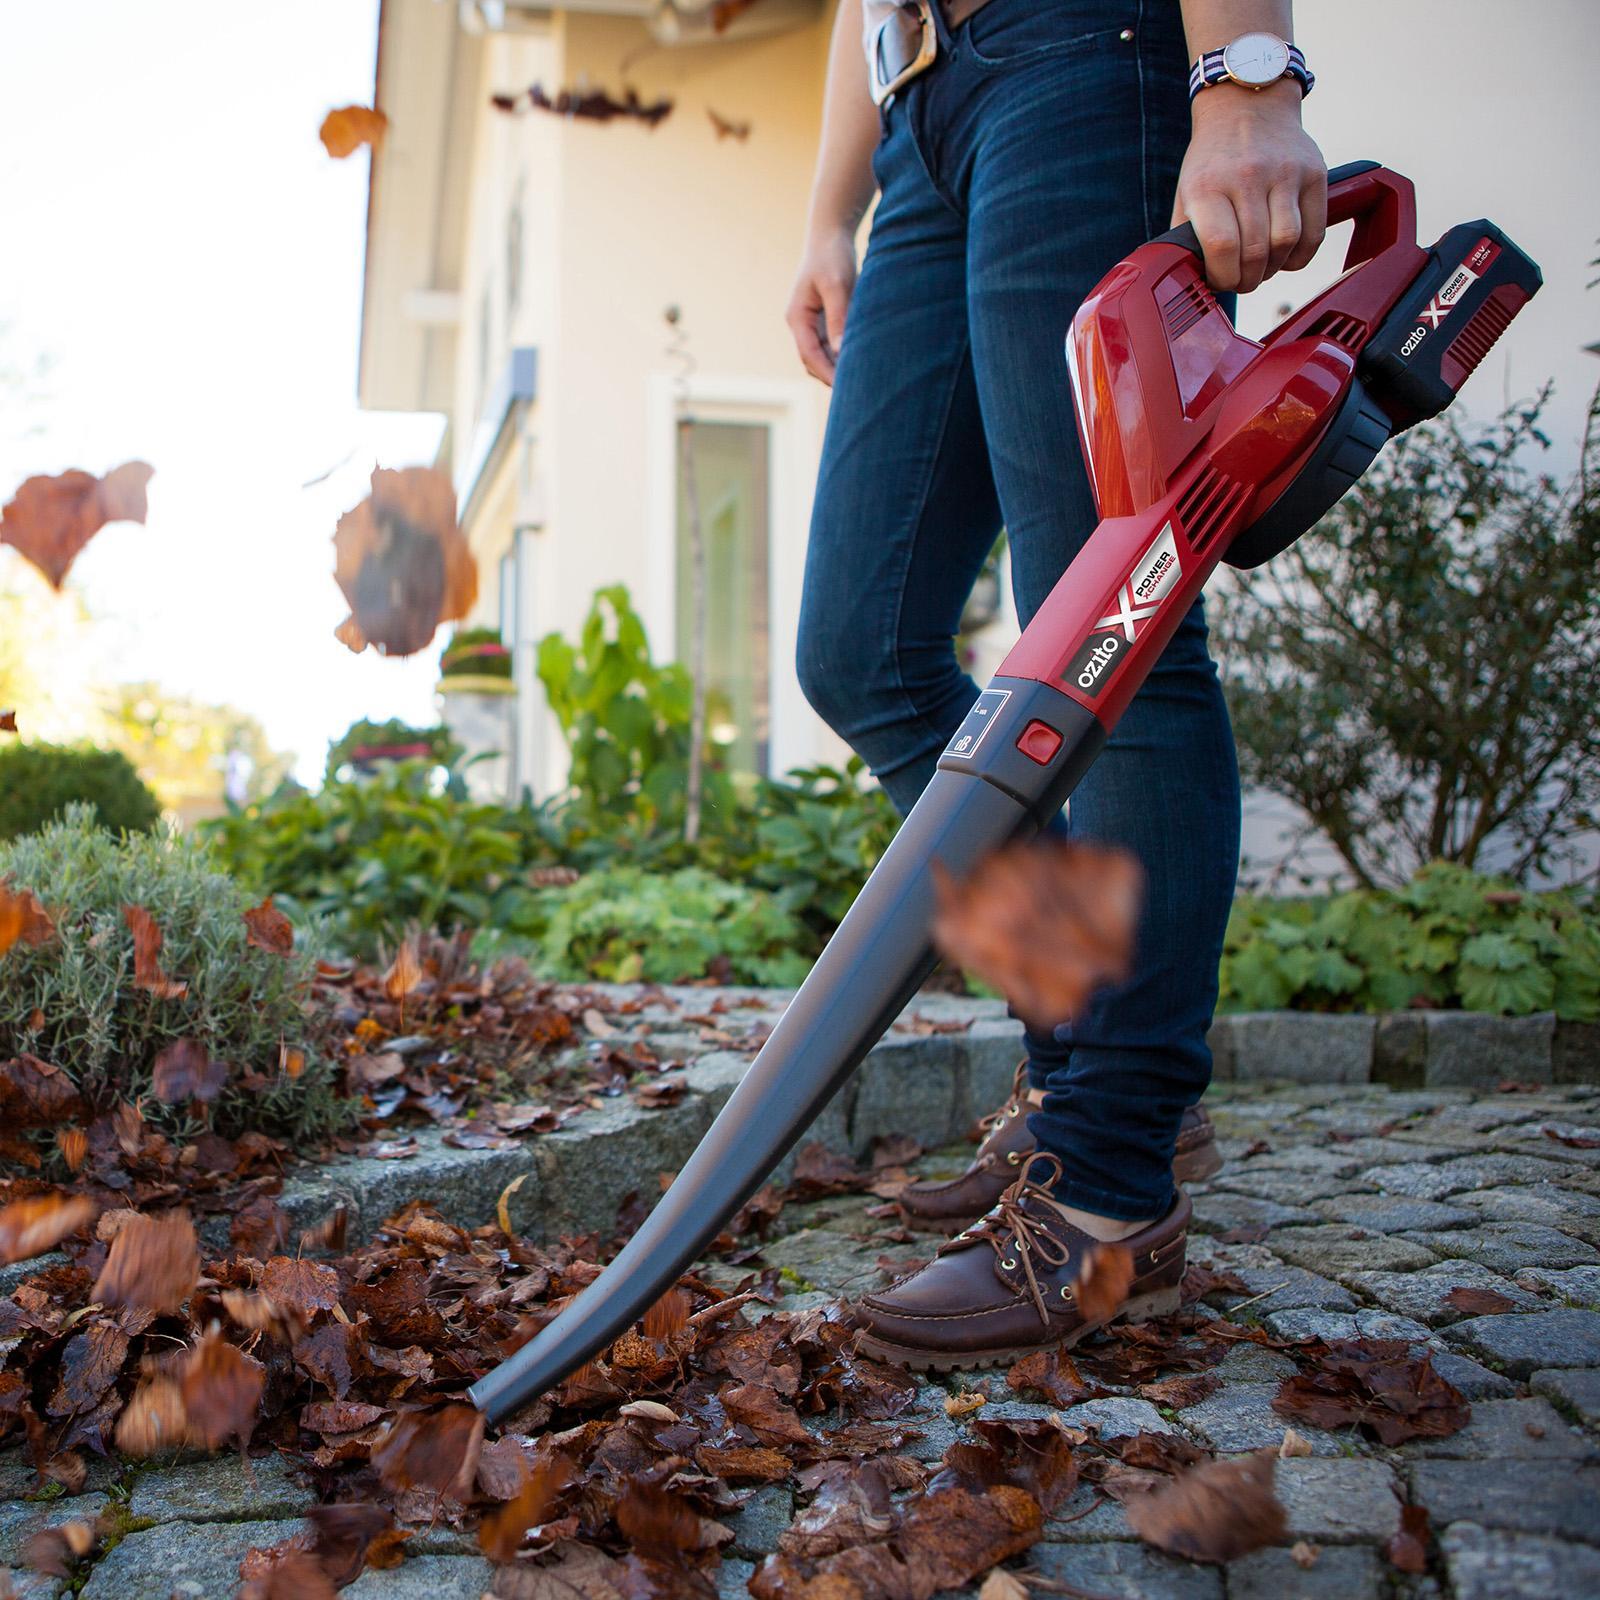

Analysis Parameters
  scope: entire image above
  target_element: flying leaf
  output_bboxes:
[0,884,55,954]
[933,841,1142,1028]
[150,1039,228,1104]
[708,108,751,141]
[181,1329,265,1450]
[0,461,154,589]
[479,1454,574,1561]
[1124,1449,1286,1563]
[0,1194,97,1265]
[115,1374,189,1456]
[382,938,422,1001]
[371,1405,484,1501]
[305,1502,397,1585]
[91,1210,200,1313]
[56,1127,88,1171]
[0,709,15,732]
[20,1519,95,1577]
[978,1573,1029,1600]
[1072,1243,1135,1324]
[332,466,476,657]
[122,904,188,999]
[319,105,388,158]
[243,897,295,956]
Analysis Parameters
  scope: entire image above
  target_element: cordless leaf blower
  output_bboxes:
[470,161,1540,1422]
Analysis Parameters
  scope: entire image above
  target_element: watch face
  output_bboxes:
[1223,32,1290,86]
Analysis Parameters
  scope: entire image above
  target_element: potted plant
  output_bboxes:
[326,718,458,781]
[437,628,516,799]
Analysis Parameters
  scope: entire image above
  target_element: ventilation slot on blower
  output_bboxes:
[1175,465,1248,557]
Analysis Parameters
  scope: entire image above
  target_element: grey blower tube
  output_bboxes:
[470,678,1101,1423]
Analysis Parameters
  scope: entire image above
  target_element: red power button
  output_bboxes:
[1016,720,1063,765]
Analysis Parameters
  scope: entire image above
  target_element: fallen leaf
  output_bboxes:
[150,1039,228,1104]
[946,1391,987,1420]
[1386,1502,1430,1573]
[932,841,1142,1028]
[0,1194,97,1264]
[1273,1340,1470,1446]
[20,1519,94,1577]
[333,467,476,657]
[1124,1450,1286,1563]
[91,1210,200,1313]
[0,461,153,588]
[1072,1243,1135,1324]
[48,1322,130,1417]
[243,897,295,956]
[619,1400,678,1423]
[1006,1347,1101,1407]
[480,1454,575,1561]
[122,904,188,999]
[319,105,388,158]
[978,1572,1029,1600]
[1291,1539,1320,1568]
[1278,1427,1313,1458]
[372,1405,484,1501]
[261,1256,342,1321]
[1444,1286,1516,1317]
[0,884,55,954]
[581,1007,617,1038]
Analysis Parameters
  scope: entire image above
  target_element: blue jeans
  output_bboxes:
[797,0,1241,1221]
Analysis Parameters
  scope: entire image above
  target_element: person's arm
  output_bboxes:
[786,0,880,385]
[1175,0,1327,294]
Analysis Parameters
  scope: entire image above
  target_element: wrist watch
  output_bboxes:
[1189,32,1315,101]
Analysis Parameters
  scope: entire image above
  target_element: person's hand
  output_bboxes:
[1173,80,1327,294]
[786,226,859,385]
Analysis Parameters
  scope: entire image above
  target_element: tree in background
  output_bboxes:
[1214,386,1600,889]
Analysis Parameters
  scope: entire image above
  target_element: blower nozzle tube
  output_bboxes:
[469,680,1100,1422]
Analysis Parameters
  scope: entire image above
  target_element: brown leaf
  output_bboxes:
[181,1330,265,1451]
[945,1391,987,1420]
[940,1416,1080,1515]
[306,1502,396,1585]
[1291,1539,1320,1568]
[1006,1347,1101,1407]
[480,1454,575,1561]
[115,1374,188,1456]
[932,841,1142,1028]
[614,1482,728,1555]
[0,1054,85,1127]
[0,461,153,588]
[261,1256,342,1320]
[0,709,15,733]
[48,1322,130,1417]
[91,1210,199,1313]
[383,938,422,1000]
[299,1205,349,1254]
[56,1127,88,1172]
[0,1194,97,1265]
[122,904,188,999]
[1124,1449,1286,1563]
[333,467,476,657]
[150,1038,228,1104]
[1386,1502,1430,1573]
[372,1405,484,1501]
[978,1573,1029,1600]
[243,897,295,956]
[1272,1340,1470,1446]
[1072,1242,1135,1324]
[319,104,388,158]
[20,1519,95,1576]
[1444,1286,1517,1317]
[237,1543,339,1600]
[0,884,55,954]
[1278,1427,1313,1458]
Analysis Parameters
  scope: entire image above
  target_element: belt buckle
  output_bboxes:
[869,1,938,107]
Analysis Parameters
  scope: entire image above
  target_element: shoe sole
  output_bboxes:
[855,1284,1185,1373]
[899,1141,1223,1234]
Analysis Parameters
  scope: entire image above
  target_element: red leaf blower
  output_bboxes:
[471,162,1540,1422]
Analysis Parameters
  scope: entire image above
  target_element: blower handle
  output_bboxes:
[1148,159,1407,274]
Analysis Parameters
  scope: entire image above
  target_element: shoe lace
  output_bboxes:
[974,1063,1031,1152]
[941,1152,1073,1326]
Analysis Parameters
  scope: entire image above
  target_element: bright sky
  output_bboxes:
[0,0,443,784]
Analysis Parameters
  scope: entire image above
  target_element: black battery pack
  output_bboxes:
[1361,220,1543,429]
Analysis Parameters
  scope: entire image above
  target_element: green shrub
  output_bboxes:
[325,717,459,780]
[490,864,814,987]
[203,761,550,961]
[0,807,349,1150]
[1221,862,1600,1020]
[440,626,512,682]
[0,741,161,841]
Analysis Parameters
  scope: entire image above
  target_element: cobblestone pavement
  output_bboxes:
[3,1080,1598,1598]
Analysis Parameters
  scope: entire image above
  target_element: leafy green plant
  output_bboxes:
[203,761,550,960]
[1215,386,1600,887]
[1221,862,1600,1019]
[0,741,161,841]
[0,806,348,1149]
[488,864,813,986]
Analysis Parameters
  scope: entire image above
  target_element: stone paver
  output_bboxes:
[1267,1224,1439,1279]
[1178,1384,1348,1456]
[1442,1522,1600,1600]
[1516,1264,1600,1306]
[1446,1307,1600,1375]
[1030,1539,1224,1599]
[1314,1192,1478,1233]
[1346,1257,1543,1325]
[1401,1396,1597,1460]
[1531,1367,1600,1425]
[1409,1460,1600,1544]
[1402,1222,1599,1275]
[342,1553,495,1596]
[79,1518,288,1599]
[1272,1458,1401,1542]
[1224,1542,1384,1599]
[126,1452,313,1524]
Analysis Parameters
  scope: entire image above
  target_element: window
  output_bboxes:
[674,420,771,776]
[498,547,517,646]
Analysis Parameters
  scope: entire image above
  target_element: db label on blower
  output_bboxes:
[1065,524,1183,700]
[944,687,1012,760]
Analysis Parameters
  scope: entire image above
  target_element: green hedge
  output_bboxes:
[0,741,161,841]
[1221,863,1600,1020]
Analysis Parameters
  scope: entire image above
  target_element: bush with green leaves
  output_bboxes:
[0,807,349,1150]
[0,741,161,841]
[486,864,814,987]
[1221,862,1600,1019]
[325,717,459,781]
[202,761,552,961]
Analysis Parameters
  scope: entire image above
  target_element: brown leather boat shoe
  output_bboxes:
[897,1066,1220,1232]
[856,1154,1190,1372]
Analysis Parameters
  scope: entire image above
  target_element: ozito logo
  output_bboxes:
[1065,631,1123,699]
[1399,236,1501,361]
